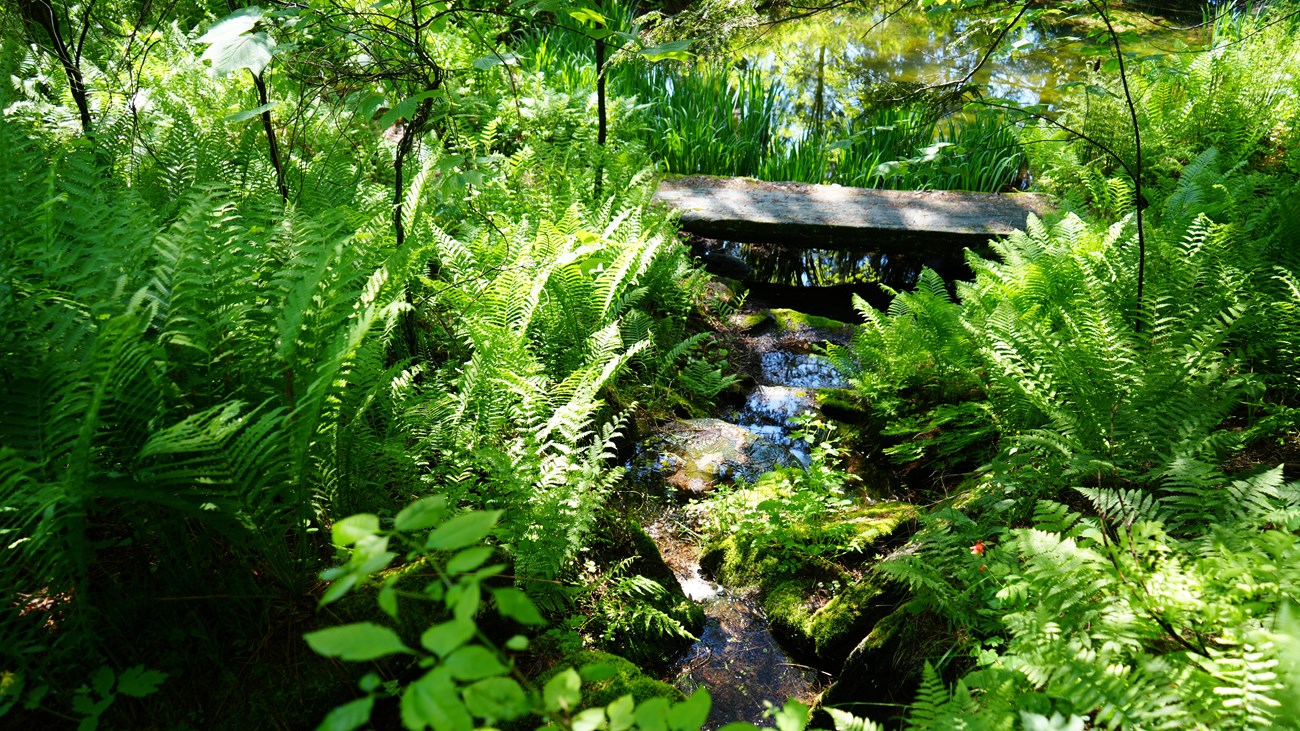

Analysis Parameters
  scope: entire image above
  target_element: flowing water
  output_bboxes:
[630,349,851,726]
[645,508,829,730]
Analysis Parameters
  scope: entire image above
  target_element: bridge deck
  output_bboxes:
[653,176,1053,251]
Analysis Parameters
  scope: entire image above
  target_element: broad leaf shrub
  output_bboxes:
[308,503,887,731]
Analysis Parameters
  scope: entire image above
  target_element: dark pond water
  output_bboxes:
[693,237,978,321]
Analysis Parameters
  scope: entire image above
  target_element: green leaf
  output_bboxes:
[492,587,545,625]
[427,510,501,551]
[320,573,359,606]
[574,708,607,731]
[635,697,670,731]
[566,7,607,26]
[608,694,636,731]
[317,696,374,731]
[115,666,167,698]
[447,546,495,574]
[639,40,695,63]
[770,699,808,731]
[668,689,711,731]
[824,708,879,731]
[543,668,582,713]
[471,53,518,71]
[332,514,379,547]
[378,582,399,620]
[305,623,411,661]
[506,635,529,651]
[91,666,114,697]
[452,581,481,621]
[462,677,529,722]
[420,619,476,658]
[402,670,472,731]
[226,102,276,123]
[198,7,277,77]
[443,645,508,681]
[395,495,447,532]
[378,91,440,129]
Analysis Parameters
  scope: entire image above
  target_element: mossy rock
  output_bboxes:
[538,650,685,708]
[841,502,920,547]
[770,308,855,340]
[823,605,954,726]
[762,573,901,669]
[814,388,872,424]
[730,310,773,333]
[700,501,918,668]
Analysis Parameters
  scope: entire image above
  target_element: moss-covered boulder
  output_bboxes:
[763,573,902,669]
[769,308,855,341]
[538,650,685,707]
[730,310,773,333]
[699,500,918,669]
[822,605,953,726]
[814,388,872,424]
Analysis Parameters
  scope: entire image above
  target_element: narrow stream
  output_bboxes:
[646,508,828,730]
[631,349,850,727]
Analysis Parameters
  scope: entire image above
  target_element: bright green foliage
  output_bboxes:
[703,418,865,568]
[310,503,884,731]
[829,6,1300,727]
[887,471,1300,730]
[0,3,710,720]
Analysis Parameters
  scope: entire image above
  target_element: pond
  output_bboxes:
[737,5,1205,124]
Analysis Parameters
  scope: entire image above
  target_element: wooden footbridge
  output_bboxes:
[653,176,1053,252]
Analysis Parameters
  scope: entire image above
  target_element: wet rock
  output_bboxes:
[759,352,848,389]
[628,418,801,495]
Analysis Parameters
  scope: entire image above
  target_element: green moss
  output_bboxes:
[770,308,854,338]
[842,501,919,547]
[701,500,917,667]
[732,311,772,332]
[815,388,871,423]
[807,576,893,664]
[540,650,685,707]
[762,578,820,658]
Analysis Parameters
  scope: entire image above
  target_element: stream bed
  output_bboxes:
[628,341,852,726]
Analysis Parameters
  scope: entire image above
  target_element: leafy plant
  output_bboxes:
[309,501,884,731]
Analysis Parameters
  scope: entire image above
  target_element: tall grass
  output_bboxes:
[615,63,779,176]
[515,2,1029,192]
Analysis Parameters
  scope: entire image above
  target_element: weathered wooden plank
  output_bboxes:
[653,175,1054,251]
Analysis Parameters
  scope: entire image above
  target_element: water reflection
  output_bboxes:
[696,238,974,320]
[737,6,1200,127]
